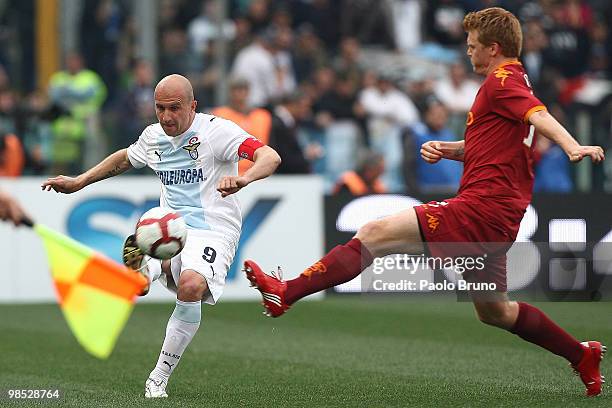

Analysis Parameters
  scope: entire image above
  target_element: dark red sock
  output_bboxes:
[285,238,373,305]
[510,302,584,365]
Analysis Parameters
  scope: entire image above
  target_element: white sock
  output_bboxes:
[149,300,201,382]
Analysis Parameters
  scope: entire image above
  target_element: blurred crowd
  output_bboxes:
[0,0,611,194]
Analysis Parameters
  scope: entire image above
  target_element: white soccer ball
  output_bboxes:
[135,207,187,259]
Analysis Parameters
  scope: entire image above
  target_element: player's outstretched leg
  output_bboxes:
[245,208,424,317]
[145,270,205,398]
[122,234,163,295]
[474,298,606,396]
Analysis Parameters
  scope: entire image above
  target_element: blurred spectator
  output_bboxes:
[589,18,611,78]
[313,71,366,184]
[291,0,341,49]
[158,0,192,33]
[561,0,594,30]
[0,90,18,135]
[0,132,25,177]
[0,0,608,191]
[115,16,138,86]
[245,0,271,33]
[268,91,313,174]
[434,61,480,135]
[188,0,236,59]
[340,0,395,48]
[229,17,253,60]
[522,21,548,91]
[310,67,336,101]
[80,0,124,104]
[20,92,54,175]
[159,27,198,77]
[424,0,466,46]
[191,41,222,107]
[0,65,9,93]
[292,25,328,84]
[404,99,462,192]
[332,37,366,89]
[270,5,292,30]
[434,62,479,116]
[211,77,272,175]
[117,59,156,143]
[48,52,107,174]
[0,0,35,92]
[359,73,419,191]
[404,69,437,114]
[533,136,573,192]
[333,150,387,196]
[544,1,591,105]
[232,28,291,107]
[314,73,362,124]
[391,0,423,51]
[273,26,298,99]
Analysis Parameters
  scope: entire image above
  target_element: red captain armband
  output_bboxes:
[237,137,264,161]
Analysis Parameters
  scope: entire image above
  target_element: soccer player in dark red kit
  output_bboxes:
[244,7,606,396]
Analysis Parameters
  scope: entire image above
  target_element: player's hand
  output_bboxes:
[421,141,444,164]
[217,176,249,198]
[41,175,84,194]
[567,146,605,163]
[0,191,27,226]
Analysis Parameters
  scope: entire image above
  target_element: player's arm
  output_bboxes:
[421,140,465,163]
[217,145,281,198]
[529,110,605,163]
[41,149,133,194]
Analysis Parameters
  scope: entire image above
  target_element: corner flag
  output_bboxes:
[34,223,147,359]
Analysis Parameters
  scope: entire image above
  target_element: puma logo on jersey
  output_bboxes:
[154,151,163,161]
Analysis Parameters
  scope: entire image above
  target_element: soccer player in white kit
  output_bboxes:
[42,74,281,398]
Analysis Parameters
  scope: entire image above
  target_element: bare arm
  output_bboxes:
[42,148,133,193]
[421,140,465,163]
[217,146,282,197]
[529,110,605,163]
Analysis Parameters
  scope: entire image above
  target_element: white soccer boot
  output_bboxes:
[144,377,168,398]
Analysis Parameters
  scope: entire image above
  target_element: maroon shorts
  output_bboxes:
[413,197,515,292]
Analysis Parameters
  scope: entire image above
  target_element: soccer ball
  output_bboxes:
[135,207,187,259]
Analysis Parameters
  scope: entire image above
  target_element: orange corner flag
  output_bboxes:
[34,224,147,359]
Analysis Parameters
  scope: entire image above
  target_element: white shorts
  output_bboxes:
[157,229,237,305]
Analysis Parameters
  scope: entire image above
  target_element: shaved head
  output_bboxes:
[154,74,197,136]
[155,74,194,102]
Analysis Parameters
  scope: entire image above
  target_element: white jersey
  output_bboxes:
[127,113,252,242]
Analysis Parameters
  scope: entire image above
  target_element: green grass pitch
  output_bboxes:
[0,297,610,407]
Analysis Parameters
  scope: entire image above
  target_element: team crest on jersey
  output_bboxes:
[182,136,201,160]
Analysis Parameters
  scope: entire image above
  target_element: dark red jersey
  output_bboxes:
[458,60,546,238]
